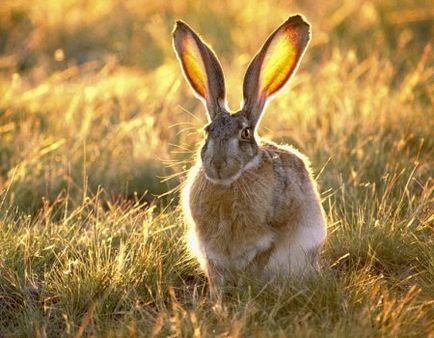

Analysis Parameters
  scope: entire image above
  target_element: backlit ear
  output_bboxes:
[173,21,226,121]
[243,15,310,128]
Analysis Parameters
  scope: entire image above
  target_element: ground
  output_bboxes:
[0,0,433,337]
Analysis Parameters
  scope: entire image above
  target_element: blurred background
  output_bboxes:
[0,0,432,213]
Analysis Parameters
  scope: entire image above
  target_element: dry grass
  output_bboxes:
[0,0,433,337]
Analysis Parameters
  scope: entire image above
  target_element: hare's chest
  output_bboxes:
[190,171,274,225]
[189,174,275,269]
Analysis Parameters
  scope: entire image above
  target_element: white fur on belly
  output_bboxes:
[266,216,326,275]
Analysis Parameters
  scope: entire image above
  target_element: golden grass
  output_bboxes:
[0,0,433,336]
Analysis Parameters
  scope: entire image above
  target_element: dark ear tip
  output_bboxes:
[287,14,310,29]
[175,20,186,27]
[284,14,311,41]
[173,20,190,35]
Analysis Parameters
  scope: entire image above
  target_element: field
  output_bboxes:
[0,0,433,337]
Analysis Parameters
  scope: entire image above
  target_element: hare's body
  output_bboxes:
[173,14,327,294]
[184,142,325,285]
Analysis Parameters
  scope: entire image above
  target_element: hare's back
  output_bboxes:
[260,141,322,229]
[261,141,313,183]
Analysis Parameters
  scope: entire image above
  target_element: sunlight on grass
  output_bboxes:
[0,0,433,336]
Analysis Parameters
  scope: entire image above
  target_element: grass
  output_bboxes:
[0,0,433,336]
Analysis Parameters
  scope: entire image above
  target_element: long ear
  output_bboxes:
[173,20,226,121]
[242,15,310,128]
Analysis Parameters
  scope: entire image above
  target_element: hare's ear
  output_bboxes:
[242,15,310,128]
[173,20,226,121]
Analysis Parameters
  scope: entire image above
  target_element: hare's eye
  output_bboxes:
[240,128,251,141]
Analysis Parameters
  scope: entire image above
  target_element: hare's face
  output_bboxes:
[201,111,258,184]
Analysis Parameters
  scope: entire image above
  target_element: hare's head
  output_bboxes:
[173,15,310,185]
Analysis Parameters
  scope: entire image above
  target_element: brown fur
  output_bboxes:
[184,141,317,282]
[188,148,274,259]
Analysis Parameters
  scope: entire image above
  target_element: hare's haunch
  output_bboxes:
[173,15,326,296]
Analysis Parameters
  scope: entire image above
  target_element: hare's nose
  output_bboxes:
[211,159,227,171]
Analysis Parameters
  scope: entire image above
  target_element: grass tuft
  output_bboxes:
[0,0,433,336]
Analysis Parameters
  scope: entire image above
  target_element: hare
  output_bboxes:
[173,15,326,295]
